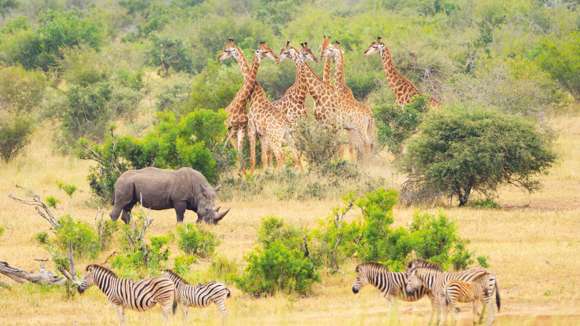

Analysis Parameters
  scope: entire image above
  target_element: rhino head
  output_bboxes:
[197,184,230,224]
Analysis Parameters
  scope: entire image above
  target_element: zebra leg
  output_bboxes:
[441,304,449,326]
[161,302,172,323]
[182,306,189,322]
[216,298,228,326]
[116,306,125,326]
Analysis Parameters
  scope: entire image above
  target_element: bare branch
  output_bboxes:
[0,260,65,285]
[8,186,59,229]
[101,251,117,265]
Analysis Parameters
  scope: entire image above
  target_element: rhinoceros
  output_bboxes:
[110,167,229,224]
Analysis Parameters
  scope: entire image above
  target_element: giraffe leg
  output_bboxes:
[260,138,270,170]
[236,128,245,174]
[248,128,257,174]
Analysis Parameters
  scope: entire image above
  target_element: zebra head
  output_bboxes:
[77,266,96,294]
[351,264,368,294]
[405,267,424,294]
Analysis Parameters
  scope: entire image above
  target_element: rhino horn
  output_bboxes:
[214,208,230,223]
[216,206,221,212]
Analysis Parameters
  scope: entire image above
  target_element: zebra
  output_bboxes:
[443,280,487,325]
[77,264,176,325]
[406,258,443,271]
[352,262,433,314]
[405,266,501,326]
[164,269,231,321]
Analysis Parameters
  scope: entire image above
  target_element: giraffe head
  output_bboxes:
[255,41,279,63]
[299,42,318,63]
[364,37,385,56]
[218,38,243,62]
[320,35,331,59]
[322,40,342,61]
[279,41,300,62]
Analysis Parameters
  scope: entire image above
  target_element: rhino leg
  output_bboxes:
[120,202,135,224]
[174,201,186,223]
[110,205,123,221]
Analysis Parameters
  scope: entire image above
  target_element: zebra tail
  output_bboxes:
[172,297,178,315]
[495,281,501,312]
[226,288,231,298]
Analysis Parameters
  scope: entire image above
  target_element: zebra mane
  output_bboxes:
[164,269,190,285]
[87,264,118,278]
[406,259,443,272]
[356,262,389,273]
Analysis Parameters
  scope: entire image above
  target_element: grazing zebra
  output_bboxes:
[443,280,487,324]
[164,269,231,321]
[405,266,501,326]
[77,264,176,325]
[352,262,433,313]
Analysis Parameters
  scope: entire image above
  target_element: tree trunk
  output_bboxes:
[458,184,473,207]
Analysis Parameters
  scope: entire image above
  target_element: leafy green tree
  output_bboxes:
[534,32,580,100]
[0,0,17,17]
[0,115,34,162]
[147,36,193,76]
[0,66,46,113]
[401,107,556,206]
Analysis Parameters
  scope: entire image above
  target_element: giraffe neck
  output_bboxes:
[301,62,332,104]
[380,47,418,102]
[334,50,347,89]
[323,55,332,84]
[235,47,250,75]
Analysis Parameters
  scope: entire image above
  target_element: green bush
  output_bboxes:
[173,254,196,275]
[401,107,556,206]
[373,96,428,154]
[470,198,501,209]
[57,181,77,198]
[1,10,102,70]
[293,115,343,168]
[0,115,34,162]
[111,214,171,278]
[79,109,234,202]
[147,36,193,76]
[45,195,60,208]
[0,65,46,113]
[177,223,219,258]
[236,216,319,296]
[312,188,480,271]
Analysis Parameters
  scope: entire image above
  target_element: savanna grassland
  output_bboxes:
[0,113,579,325]
[1,0,579,325]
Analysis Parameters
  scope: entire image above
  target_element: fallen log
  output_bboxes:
[0,260,66,287]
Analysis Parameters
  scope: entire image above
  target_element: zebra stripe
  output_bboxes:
[352,262,430,303]
[78,264,176,324]
[406,267,500,325]
[164,269,231,318]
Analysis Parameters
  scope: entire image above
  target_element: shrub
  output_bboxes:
[45,196,60,208]
[373,96,428,154]
[401,107,556,206]
[177,223,219,258]
[111,214,171,278]
[312,188,480,271]
[147,36,193,76]
[293,115,343,168]
[79,109,234,202]
[173,254,196,275]
[0,225,5,238]
[0,115,34,162]
[208,256,239,283]
[469,198,500,209]
[57,181,77,198]
[0,65,46,113]
[236,216,319,296]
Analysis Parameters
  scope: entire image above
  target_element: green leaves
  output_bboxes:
[402,107,556,205]
[177,223,220,258]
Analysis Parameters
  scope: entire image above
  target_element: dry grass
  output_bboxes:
[1,114,579,325]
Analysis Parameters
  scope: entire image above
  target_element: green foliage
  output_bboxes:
[477,255,490,268]
[111,214,172,278]
[470,198,501,209]
[401,107,556,206]
[373,96,428,154]
[293,115,343,168]
[54,215,101,259]
[147,36,193,76]
[45,195,60,208]
[0,0,18,17]
[79,109,234,202]
[1,10,102,70]
[0,225,5,238]
[312,188,478,271]
[173,254,196,275]
[187,61,242,111]
[0,65,46,113]
[176,223,219,258]
[57,181,77,197]
[0,115,34,162]
[534,31,580,100]
[95,218,117,251]
[236,216,320,297]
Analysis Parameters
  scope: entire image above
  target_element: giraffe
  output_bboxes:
[218,39,253,172]
[220,41,295,173]
[364,37,439,108]
[320,35,333,85]
[274,41,316,126]
[322,39,375,158]
[297,42,369,156]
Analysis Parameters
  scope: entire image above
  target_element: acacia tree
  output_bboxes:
[401,107,556,206]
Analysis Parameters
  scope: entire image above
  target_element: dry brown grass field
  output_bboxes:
[0,114,579,325]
